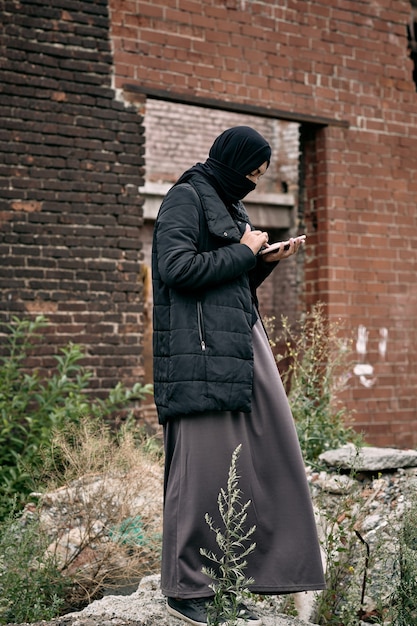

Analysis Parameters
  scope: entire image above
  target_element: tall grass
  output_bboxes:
[273,302,362,464]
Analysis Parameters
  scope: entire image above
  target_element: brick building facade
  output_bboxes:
[0,0,147,393]
[1,0,417,446]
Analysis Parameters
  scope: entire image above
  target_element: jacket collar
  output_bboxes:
[187,174,250,243]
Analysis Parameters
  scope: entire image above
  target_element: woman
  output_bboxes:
[152,126,325,626]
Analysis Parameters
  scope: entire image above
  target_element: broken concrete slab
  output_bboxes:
[319,443,417,472]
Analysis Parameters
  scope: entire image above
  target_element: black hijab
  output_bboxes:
[175,126,272,206]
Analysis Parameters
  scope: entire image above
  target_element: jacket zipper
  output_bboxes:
[197,301,206,351]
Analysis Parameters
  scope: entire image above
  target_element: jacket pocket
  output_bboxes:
[197,301,206,351]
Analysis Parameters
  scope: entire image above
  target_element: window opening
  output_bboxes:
[408,0,417,90]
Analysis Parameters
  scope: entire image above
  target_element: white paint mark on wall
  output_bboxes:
[353,325,389,387]
[378,327,388,359]
[355,325,376,388]
[353,364,374,376]
[353,363,376,388]
[356,325,369,356]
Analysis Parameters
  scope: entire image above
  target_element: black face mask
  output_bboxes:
[175,126,272,205]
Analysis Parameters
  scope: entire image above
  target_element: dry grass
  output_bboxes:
[28,419,164,610]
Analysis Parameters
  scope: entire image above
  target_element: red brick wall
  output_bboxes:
[0,0,146,394]
[109,0,417,446]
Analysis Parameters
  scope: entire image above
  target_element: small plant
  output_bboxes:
[310,473,374,626]
[314,506,362,624]
[200,444,256,626]
[274,302,362,465]
[390,493,417,625]
[0,504,70,624]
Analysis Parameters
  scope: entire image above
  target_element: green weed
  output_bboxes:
[0,315,152,518]
[274,302,362,465]
[390,492,417,625]
[201,445,256,626]
[0,504,70,624]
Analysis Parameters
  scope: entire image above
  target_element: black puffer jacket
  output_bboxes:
[152,173,276,424]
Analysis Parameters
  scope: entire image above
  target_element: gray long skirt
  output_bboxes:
[161,316,325,599]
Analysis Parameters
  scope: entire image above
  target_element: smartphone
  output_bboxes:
[259,241,287,255]
[259,235,305,256]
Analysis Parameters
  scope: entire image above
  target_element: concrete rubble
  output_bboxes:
[66,574,318,626]
[319,443,417,472]
[8,445,417,626]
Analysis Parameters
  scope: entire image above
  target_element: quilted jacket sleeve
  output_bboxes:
[155,184,258,291]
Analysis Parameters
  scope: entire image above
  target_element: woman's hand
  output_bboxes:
[240,224,269,255]
[260,235,306,262]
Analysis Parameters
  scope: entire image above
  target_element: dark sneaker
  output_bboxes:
[166,597,213,626]
[166,596,263,626]
[236,602,263,625]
